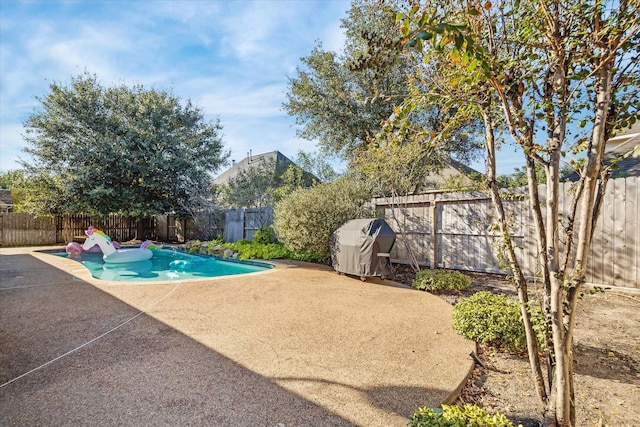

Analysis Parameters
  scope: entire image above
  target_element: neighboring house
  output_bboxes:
[214,150,295,186]
[0,189,13,213]
[430,159,482,190]
[563,122,640,181]
[213,150,315,186]
[214,150,480,191]
[605,121,640,178]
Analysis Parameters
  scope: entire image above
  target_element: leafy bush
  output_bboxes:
[253,226,274,245]
[409,404,514,427]
[412,269,472,292]
[273,175,373,259]
[224,240,324,262]
[453,291,527,352]
[187,240,201,254]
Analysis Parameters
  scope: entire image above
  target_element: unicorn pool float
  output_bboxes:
[75,226,158,263]
[66,226,122,255]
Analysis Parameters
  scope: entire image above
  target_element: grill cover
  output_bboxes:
[331,218,396,278]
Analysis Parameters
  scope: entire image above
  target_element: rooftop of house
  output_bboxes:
[605,127,640,178]
[213,150,295,186]
[563,121,640,181]
[0,189,12,205]
[607,121,640,152]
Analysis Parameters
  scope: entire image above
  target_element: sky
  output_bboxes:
[0,0,523,177]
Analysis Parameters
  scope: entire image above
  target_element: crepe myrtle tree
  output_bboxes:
[21,72,229,220]
[391,1,640,425]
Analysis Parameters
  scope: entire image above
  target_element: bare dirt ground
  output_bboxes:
[393,266,640,427]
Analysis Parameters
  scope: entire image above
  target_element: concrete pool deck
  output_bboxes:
[0,246,475,426]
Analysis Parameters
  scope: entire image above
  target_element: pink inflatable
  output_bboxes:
[66,241,83,255]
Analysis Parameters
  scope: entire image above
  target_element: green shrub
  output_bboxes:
[412,269,472,292]
[409,404,513,427]
[273,175,373,259]
[223,240,325,262]
[253,226,274,245]
[187,240,201,254]
[453,291,527,352]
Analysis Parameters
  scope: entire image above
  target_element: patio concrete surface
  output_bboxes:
[0,246,475,426]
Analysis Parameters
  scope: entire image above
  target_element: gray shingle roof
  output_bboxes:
[213,151,296,186]
[0,189,13,205]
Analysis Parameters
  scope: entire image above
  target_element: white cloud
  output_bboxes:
[197,81,286,118]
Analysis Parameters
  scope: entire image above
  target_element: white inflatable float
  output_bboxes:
[81,227,153,263]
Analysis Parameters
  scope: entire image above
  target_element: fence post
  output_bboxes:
[430,201,438,269]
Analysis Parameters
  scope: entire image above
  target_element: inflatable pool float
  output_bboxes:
[82,227,153,263]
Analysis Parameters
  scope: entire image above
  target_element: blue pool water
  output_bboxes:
[52,248,272,282]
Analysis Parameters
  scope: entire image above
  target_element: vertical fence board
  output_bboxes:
[611,178,625,285]
[623,177,637,286]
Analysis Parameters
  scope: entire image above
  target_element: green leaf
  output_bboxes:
[416,31,432,41]
[455,33,464,50]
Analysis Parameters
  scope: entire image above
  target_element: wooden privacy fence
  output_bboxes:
[0,208,270,247]
[0,213,57,246]
[0,214,157,247]
[57,215,157,243]
[374,176,639,290]
[223,207,273,242]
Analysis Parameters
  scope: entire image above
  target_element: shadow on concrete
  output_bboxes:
[0,253,450,426]
[272,376,451,419]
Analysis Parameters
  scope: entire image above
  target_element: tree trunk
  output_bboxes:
[482,108,548,405]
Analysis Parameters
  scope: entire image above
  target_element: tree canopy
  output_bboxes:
[283,0,482,165]
[21,73,228,217]
[272,174,373,258]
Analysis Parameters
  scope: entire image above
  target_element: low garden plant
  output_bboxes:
[252,226,274,245]
[412,269,472,292]
[186,238,324,262]
[409,404,513,427]
[453,291,545,352]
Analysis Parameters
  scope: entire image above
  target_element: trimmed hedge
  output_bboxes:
[412,269,472,292]
[453,291,526,352]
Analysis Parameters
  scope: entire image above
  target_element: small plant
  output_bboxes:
[453,291,527,352]
[253,226,274,245]
[412,269,472,292]
[453,291,548,352]
[221,240,326,262]
[409,404,514,427]
[187,240,201,254]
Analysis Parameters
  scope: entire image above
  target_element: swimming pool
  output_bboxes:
[50,248,273,282]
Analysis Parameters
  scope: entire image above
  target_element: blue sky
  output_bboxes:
[0,0,351,174]
[0,0,523,176]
